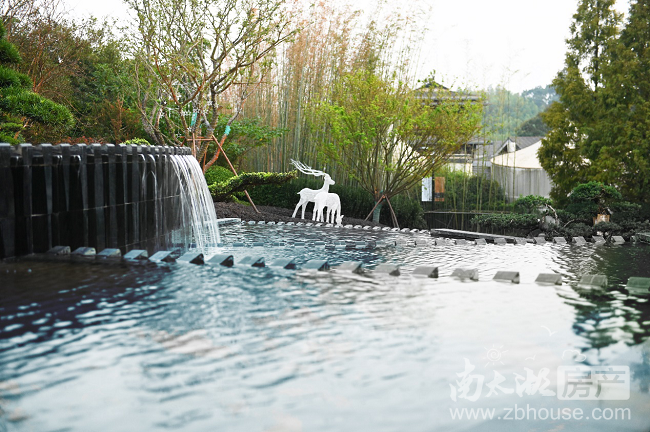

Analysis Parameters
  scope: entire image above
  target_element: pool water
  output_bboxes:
[1,224,650,431]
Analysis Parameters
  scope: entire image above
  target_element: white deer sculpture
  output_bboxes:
[290,159,335,219]
[313,192,341,225]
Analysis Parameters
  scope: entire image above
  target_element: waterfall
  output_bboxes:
[0,143,221,259]
[170,154,221,250]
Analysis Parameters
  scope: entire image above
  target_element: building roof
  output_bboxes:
[491,141,544,169]
[494,136,544,155]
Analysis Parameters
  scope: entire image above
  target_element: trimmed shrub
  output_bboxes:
[204,165,235,186]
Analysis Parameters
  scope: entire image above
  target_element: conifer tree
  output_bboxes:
[538,0,622,203]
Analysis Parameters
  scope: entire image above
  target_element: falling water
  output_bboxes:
[170,154,221,250]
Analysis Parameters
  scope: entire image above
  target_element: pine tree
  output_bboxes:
[0,21,73,143]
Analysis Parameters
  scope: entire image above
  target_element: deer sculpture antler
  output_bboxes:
[290,159,335,219]
[290,159,325,177]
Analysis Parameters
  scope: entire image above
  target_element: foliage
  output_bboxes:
[203,116,287,169]
[204,165,235,186]
[565,181,622,217]
[121,138,151,145]
[248,177,427,228]
[514,195,553,214]
[515,113,549,137]
[208,170,297,201]
[5,2,147,144]
[433,170,508,212]
[521,85,559,111]
[126,0,298,161]
[311,69,483,217]
[0,20,73,143]
[482,86,546,142]
[539,0,650,205]
[470,213,540,232]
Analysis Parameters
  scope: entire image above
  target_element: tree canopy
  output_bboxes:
[539,0,650,204]
[0,20,73,143]
[311,69,482,220]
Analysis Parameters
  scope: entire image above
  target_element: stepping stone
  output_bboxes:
[382,227,391,231]
[363,226,371,230]
[123,249,147,260]
[344,224,353,229]
[626,277,650,295]
[572,237,587,245]
[534,237,546,244]
[354,225,363,229]
[611,236,625,244]
[277,222,285,225]
[412,266,438,278]
[451,268,479,281]
[206,254,234,267]
[47,246,70,255]
[592,236,606,243]
[514,238,527,245]
[355,241,367,249]
[579,274,608,288]
[302,260,329,271]
[294,242,306,247]
[314,241,326,248]
[373,226,381,231]
[305,223,313,227]
[493,271,520,284]
[315,223,323,227]
[286,222,295,225]
[411,229,420,233]
[252,242,264,247]
[415,239,430,247]
[455,239,468,245]
[72,247,96,256]
[434,238,448,246]
[391,228,400,232]
[271,241,286,247]
[494,238,507,245]
[257,221,266,225]
[239,256,265,267]
[336,261,364,274]
[535,273,563,285]
[296,222,304,226]
[400,228,410,232]
[177,251,204,264]
[97,248,121,258]
[637,233,650,243]
[553,237,567,244]
[267,221,276,225]
[375,263,400,276]
[247,220,256,225]
[475,239,487,245]
[268,257,297,269]
[233,242,245,247]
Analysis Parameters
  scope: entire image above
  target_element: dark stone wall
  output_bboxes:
[0,143,193,259]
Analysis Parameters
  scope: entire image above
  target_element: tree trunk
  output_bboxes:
[372,202,383,223]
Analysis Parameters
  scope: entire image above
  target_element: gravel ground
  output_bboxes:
[214,201,386,227]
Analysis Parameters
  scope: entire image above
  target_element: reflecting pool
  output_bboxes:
[1,225,650,431]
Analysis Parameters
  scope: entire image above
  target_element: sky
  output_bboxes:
[63,0,631,94]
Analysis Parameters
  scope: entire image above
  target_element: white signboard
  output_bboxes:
[422,177,433,202]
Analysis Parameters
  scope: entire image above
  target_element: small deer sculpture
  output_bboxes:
[290,159,335,219]
[313,191,341,225]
